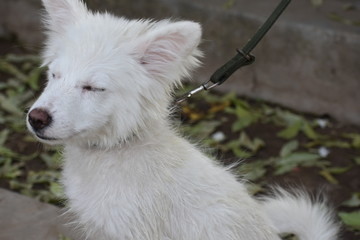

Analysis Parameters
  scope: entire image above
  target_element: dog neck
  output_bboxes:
[68,118,172,151]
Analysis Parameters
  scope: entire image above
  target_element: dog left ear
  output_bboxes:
[42,0,88,32]
[133,21,202,83]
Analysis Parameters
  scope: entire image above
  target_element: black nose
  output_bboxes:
[28,108,52,131]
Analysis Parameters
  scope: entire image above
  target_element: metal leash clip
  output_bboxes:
[176,0,291,104]
[176,81,219,104]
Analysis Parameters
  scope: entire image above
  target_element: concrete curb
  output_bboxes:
[0,189,79,240]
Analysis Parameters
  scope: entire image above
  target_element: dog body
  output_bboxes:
[63,131,277,239]
[27,1,339,239]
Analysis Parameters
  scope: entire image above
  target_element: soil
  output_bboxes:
[0,38,359,239]
[180,94,360,240]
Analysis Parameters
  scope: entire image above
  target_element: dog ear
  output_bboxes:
[134,21,202,83]
[42,0,87,32]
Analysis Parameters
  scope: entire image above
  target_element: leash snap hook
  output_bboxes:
[176,81,220,104]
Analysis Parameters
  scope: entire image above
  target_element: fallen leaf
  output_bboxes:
[0,129,10,146]
[342,193,360,208]
[0,94,23,116]
[26,67,45,90]
[319,169,339,184]
[275,152,321,175]
[229,105,258,131]
[0,60,27,81]
[328,13,360,26]
[343,133,360,149]
[277,120,302,139]
[302,122,320,139]
[324,166,351,175]
[338,211,360,230]
[237,160,269,181]
[310,0,323,7]
[280,140,299,157]
[208,101,230,114]
[181,120,221,141]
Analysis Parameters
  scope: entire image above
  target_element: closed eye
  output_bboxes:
[82,85,106,92]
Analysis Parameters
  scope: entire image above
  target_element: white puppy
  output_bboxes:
[27,0,339,239]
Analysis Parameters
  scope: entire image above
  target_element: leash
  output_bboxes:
[176,0,292,104]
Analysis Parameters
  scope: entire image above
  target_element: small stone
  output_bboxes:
[316,119,329,129]
[318,146,330,158]
[212,131,226,142]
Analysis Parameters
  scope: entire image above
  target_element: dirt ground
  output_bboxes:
[0,38,359,239]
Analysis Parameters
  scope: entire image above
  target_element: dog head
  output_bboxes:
[27,0,202,148]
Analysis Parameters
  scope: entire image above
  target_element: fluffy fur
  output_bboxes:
[26,0,339,239]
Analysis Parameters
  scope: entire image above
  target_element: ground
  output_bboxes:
[0,38,359,239]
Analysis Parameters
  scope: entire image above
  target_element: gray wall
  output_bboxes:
[1,0,359,125]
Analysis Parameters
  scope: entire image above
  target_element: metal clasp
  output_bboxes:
[176,81,219,104]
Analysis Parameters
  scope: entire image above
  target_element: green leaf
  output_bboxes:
[0,94,23,116]
[277,152,320,166]
[0,129,10,146]
[319,169,339,185]
[302,122,320,140]
[27,67,44,90]
[223,0,235,9]
[40,152,62,169]
[181,120,221,141]
[238,132,265,152]
[226,99,261,132]
[280,140,299,157]
[324,166,351,175]
[232,148,253,159]
[277,120,302,139]
[343,133,360,149]
[342,193,360,208]
[275,109,303,126]
[27,170,60,185]
[338,211,360,230]
[5,54,41,63]
[312,140,352,149]
[274,152,321,175]
[230,106,256,131]
[19,152,39,162]
[328,13,360,27]
[0,158,23,179]
[310,0,323,7]
[221,132,265,159]
[0,60,27,81]
[50,182,64,198]
[221,139,240,151]
[354,157,360,165]
[237,160,270,181]
[252,138,265,152]
[0,146,17,157]
[246,183,264,195]
[58,234,72,240]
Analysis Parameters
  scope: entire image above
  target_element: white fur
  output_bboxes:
[27,0,339,239]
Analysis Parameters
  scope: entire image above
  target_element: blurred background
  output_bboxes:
[0,0,359,239]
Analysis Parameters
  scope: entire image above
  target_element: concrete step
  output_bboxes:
[0,188,79,240]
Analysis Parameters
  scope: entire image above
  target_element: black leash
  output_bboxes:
[176,0,292,104]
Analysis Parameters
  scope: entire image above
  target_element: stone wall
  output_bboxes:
[1,0,359,125]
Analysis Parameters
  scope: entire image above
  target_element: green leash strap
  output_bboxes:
[177,0,292,104]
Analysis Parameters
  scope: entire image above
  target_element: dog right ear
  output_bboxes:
[42,0,88,32]
[132,21,202,85]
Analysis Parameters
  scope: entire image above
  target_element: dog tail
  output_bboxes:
[259,188,340,240]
